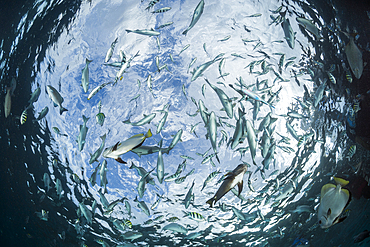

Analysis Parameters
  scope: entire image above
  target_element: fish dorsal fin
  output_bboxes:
[321,183,336,198]
[341,188,350,199]
[130,133,144,139]
[237,180,243,196]
[112,141,120,151]
[327,208,331,217]
[334,177,349,187]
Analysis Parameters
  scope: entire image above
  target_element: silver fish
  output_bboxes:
[162,223,188,234]
[36,106,49,121]
[89,134,107,164]
[184,179,195,209]
[134,196,150,216]
[126,28,160,36]
[205,78,233,118]
[246,119,257,166]
[345,35,363,79]
[123,113,156,126]
[55,178,63,200]
[182,0,205,36]
[191,57,220,81]
[28,87,41,104]
[43,173,51,192]
[207,112,219,162]
[296,17,321,39]
[87,82,110,100]
[206,164,248,207]
[79,202,92,224]
[100,160,108,193]
[122,231,143,241]
[105,37,118,63]
[157,141,164,184]
[281,18,296,49]
[81,58,92,93]
[137,168,155,198]
[77,115,89,151]
[4,87,12,118]
[46,85,68,115]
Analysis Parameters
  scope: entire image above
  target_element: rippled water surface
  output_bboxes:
[1,0,370,246]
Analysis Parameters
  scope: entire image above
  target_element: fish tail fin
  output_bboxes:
[82,115,89,123]
[60,107,68,115]
[129,162,135,169]
[334,177,349,187]
[125,29,132,33]
[145,129,153,138]
[122,119,131,124]
[86,58,93,64]
[206,197,215,208]
[182,29,188,36]
[100,133,107,142]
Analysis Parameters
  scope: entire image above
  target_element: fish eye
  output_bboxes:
[318,220,322,224]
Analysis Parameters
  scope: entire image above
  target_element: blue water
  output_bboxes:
[1,0,370,246]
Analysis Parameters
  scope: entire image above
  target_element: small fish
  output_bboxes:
[162,223,188,234]
[36,106,49,121]
[296,17,321,39]
[125,28,160,36]
[354,230,370,243]
[178,44,190,56]
[206,164,249,207]
[152,7,171,13]
[123,113,156,126]
[157,21,174,29]
[89,134,107,164]
[218,35,231,42]
[201,170,221,191]
[183,211,205,222]
[77,115,89,151]
[20,108,28,125]
[246,13,262,17]
[281,18,296,49]
[182,0,205,36]
[4,87,12,118]
[52,127,67,137]
[105,37,118,63]
[79,202,92,224]
[134,196,150,216]
[318,177,350,228]
[36,210,49,221]
[345,35,363,79]
[28,87,41,105]
[46,85,68,115]
[87,82,110,100]
[81,59,92,93]
[187,57,197,73]
[121,231,143,241]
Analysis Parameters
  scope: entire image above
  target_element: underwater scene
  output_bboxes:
[1,0,370,246]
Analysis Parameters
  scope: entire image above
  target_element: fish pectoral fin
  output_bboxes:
[321,183,336,197]
[333,215,347,225]
[341,188,350,199]
[115,158,127,164]
[112,141,120,151]
[237,181,243,196]
[327,208,331,217]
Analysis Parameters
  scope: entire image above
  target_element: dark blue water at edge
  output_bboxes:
[1,0,370,246]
